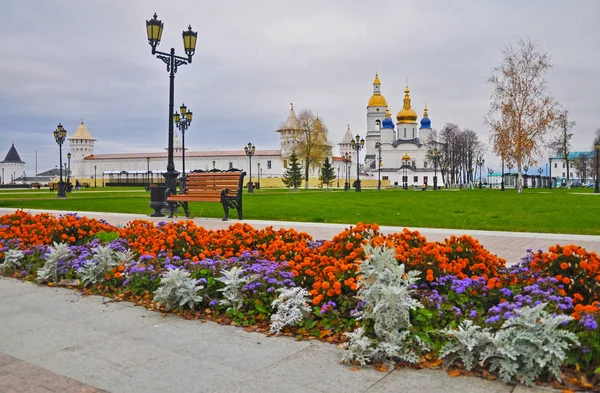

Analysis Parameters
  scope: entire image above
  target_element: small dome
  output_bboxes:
[68,120,96,141]
[396,108,418,123]
[420,117,431,129]
[382,117,394,129]
[368,94,387,107]
[402,153,411,161]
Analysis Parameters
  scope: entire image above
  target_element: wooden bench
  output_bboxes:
[30,183,41,189]
[166,170,246,220]
[81,182,90,188]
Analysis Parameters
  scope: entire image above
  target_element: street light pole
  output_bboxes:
[174,103,193,193]
[549,158,553,189]
[430,148,440,191]
[350,134,365,192]
[146,157,151,191]
[594,143,600,193]
[375,142,382,190]
[476,157,485,189]
[402,154,410,190]
[146,13,197,197]
[94,165,97,188]
[66,152,71,192]
[244,142,256,193]
[53,123,67,198]
[257,162,261,189]
[488,167,493,188]
[212,160,216,170]
[342,152,351,191]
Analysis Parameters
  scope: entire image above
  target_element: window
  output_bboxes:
[413,129,415,138]
[424,161,428,168]
[229,162,233,169]
[412,161,416,168]
[382,176,389,180]
[562,163,565,168]
[423,176,428,184]
[404,128,406,138]
[562,172,565,177]
[283,159,288,168]
[570,172,573,177]
[375,120,381,130]
[267,160,272,169]
[413,176,418,182]
[554,163,557,168]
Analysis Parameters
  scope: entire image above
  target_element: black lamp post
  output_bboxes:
[146,12,197,196]
[501,157,505,191]
[337,167,340,188]
[66,152,72,192]
[53,123,67,198]
[146,157,151,191]
[430,148,440,190]
[402,154,410,190]
[212,160,216,170]
[94,165,97,188]
[174,103,193,192]
[523,165,529,188]
[537,168,543,188]
[548,158,553,189]
[375,142,382,190]
[594,143,600,193]
[244,142,256,193]
[342,152,351,191]
[476,156,485,189]
[350,134,365,192]
[257,162,261,189]
[488,167,493,188]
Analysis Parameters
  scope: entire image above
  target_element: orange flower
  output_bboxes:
[560,262,569,270]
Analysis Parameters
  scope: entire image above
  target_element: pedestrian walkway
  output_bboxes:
[0,278,547,393]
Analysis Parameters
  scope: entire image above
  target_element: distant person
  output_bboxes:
[75,180,80,190]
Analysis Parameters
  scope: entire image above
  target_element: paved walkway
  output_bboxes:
[1,278,550,393]
[1,208,597,392]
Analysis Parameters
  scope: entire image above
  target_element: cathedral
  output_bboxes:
[338,73,444,187]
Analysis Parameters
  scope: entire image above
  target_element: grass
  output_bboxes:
[0,186,599,235]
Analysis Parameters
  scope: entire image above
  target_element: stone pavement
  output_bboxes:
[1,278,554,393]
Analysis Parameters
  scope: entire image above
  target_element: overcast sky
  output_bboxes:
[1,0,598,175]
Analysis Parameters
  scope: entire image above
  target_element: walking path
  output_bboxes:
[1,207,597,392]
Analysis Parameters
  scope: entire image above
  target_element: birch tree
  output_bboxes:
[485,37,557,193]
[548,109,575,189]
[293,110,331,189]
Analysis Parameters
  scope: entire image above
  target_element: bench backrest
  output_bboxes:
[185,171,245,198]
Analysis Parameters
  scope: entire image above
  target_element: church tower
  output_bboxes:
[365,73,387,157]
[1,143,25,184]
[418,105,432,144]
[380,107,396,144]
[68,120,96,178]
[396,85,418,141]
[338,124,354,158]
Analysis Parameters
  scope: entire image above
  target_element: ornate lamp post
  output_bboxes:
[257,162,261,189]
[375,142,382,190]
[548,158,553,189]
[146,157,151,191]
[173,103,193,192]
[350,134,365,192]
[429,148,440,190]
[244,142,256,193]
[402,153,410,190]
[146,12,197,196]
[337,166,340,188]
[476,156,485,189]
[488,167,493,188]
[212,160,216,170]
[594,143,600,193]
[94,165,97,188]
[342,152,351,191]
[66,152,72,192]
[523,165,529,188]
[53,123,67,198]
[537,168,543,188]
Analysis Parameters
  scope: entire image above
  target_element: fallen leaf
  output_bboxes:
[447,370,461,377]
[561,390,576,393]
[350,366,360,371]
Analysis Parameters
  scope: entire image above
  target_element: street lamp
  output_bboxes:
[66,152,71,192]
[257,162,261,189]
[350,134,365,192]
[594,143,600,193]
[342,152,351,191]
[548,158,553,189]
[174,103,193,192]
[375,142,382,190]
[53,123,67,198]
[94,165,97,188]
[402,153,410,190]
[523,165,529,188]
[488,167,493,188]
[337,166,340,188]
[212,160,216,170]
[244,142,256,193]
[537,168,543,188]
[476,156,485,189]
[146,157,151,191]
[146,12,197,196]
[429,148,440,190]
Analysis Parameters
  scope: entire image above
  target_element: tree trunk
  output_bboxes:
[304,160,309,189]
[517,167,523,193]
[566,159,571,190]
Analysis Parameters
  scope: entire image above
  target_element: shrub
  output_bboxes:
[153,269,204,311]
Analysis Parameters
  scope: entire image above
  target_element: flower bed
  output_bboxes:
[0,210,598,390]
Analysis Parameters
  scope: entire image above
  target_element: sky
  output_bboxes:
[1,0,599,175]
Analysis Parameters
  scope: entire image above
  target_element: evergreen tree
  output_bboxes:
[282,152,303,189]
[319,157,336,189]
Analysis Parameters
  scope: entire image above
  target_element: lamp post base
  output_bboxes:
[354,180,361,192]
[344,182,349,191]
[57,182,67,198]
[248,182,254,193]
[433,176,438,191]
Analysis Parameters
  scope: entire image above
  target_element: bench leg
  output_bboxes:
[221,201,229,221]
[183,202,190,218]
[168,201,175,218]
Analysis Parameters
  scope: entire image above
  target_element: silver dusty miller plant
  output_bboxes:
[480,303,579,386]
[217,266,258,312]
[78,245,132,286]
[36,242,71,283]
[439,319,492,371]
[0,249,25,272]
[270,287,311,334]
[342,245,426,366]
[153,268,204,311]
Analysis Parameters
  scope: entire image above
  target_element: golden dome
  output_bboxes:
[402,153,411,161]
[385,106,392,118]
[373,72,381,85]
[368,94,387,107]
[396,85,418,124]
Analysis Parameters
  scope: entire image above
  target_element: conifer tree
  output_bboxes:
[319,157,336,189]
[282,152,303,189]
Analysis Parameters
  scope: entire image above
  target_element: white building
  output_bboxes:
[1,143,25,185]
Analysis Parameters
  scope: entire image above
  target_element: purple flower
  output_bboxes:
[469,310,477,318]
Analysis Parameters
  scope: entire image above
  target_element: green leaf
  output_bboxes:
[254,300,268,314]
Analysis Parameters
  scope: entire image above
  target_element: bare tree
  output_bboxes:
[548,109,575,189]
[485,37,557,193]
[293,110,331,189]
[573,152,592,184]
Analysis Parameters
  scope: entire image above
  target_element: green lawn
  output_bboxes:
[0,187,598,235]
